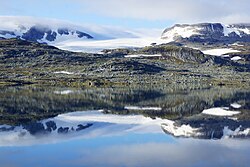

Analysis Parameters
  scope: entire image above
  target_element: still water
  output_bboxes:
[0,85,249,167]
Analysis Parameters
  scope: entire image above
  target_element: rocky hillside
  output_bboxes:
[161,23,250,44]
[0,38,249,87]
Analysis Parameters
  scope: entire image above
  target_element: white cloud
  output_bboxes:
[1,0,250,27]
[74,0,250,24]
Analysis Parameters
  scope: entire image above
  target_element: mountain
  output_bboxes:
[161,23,250,44]
[162,113,250,139]
[0,16,140,47]
[0,16,165,52]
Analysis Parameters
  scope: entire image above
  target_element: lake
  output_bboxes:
[0,85,249,167]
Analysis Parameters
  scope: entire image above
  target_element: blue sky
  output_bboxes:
[0,0,174,28]
[0,0,250,29]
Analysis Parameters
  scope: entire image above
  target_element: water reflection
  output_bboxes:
[0,85,249,140]
[0,85,250,166]
[0,134,249,167]
[0,110,164,146]
[0,110,249,147]
[69,138,250,167]
[1,85,249,125]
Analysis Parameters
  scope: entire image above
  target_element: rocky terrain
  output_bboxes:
[0,38,249,88]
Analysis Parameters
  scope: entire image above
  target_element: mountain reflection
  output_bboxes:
[0,85,249,141]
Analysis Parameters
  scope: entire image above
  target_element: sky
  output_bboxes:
[0,0,250,29]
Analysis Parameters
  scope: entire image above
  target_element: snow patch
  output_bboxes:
[202,48,240,56]
[223,25,250,37]
[230,103,242,109]
[55,37,166,53]
[202,107,240,116]
[161,121,200,137]
[57,110,162,126]
[231,43,244,47]
[223,25,241,36]
[54,71,74,75]
[162,26,201,41]
[124,54,162,58]
[125,106,162,111]
[54,90,74,95]
[231,56,242,61]
[223,126,250,139]
[222,55,230,58]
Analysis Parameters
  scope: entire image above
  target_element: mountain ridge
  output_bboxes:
[0,16,139,43]
[0,16,165,52]
[161,23,250,44]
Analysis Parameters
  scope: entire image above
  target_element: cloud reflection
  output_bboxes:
[72,139,250,167]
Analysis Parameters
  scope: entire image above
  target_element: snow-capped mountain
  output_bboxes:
[0,110,163,146]
[161,23,250,43]
[0,16,164,52]
[0,16,141,45]
[0,16,141,40]
[0,109,249,146]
